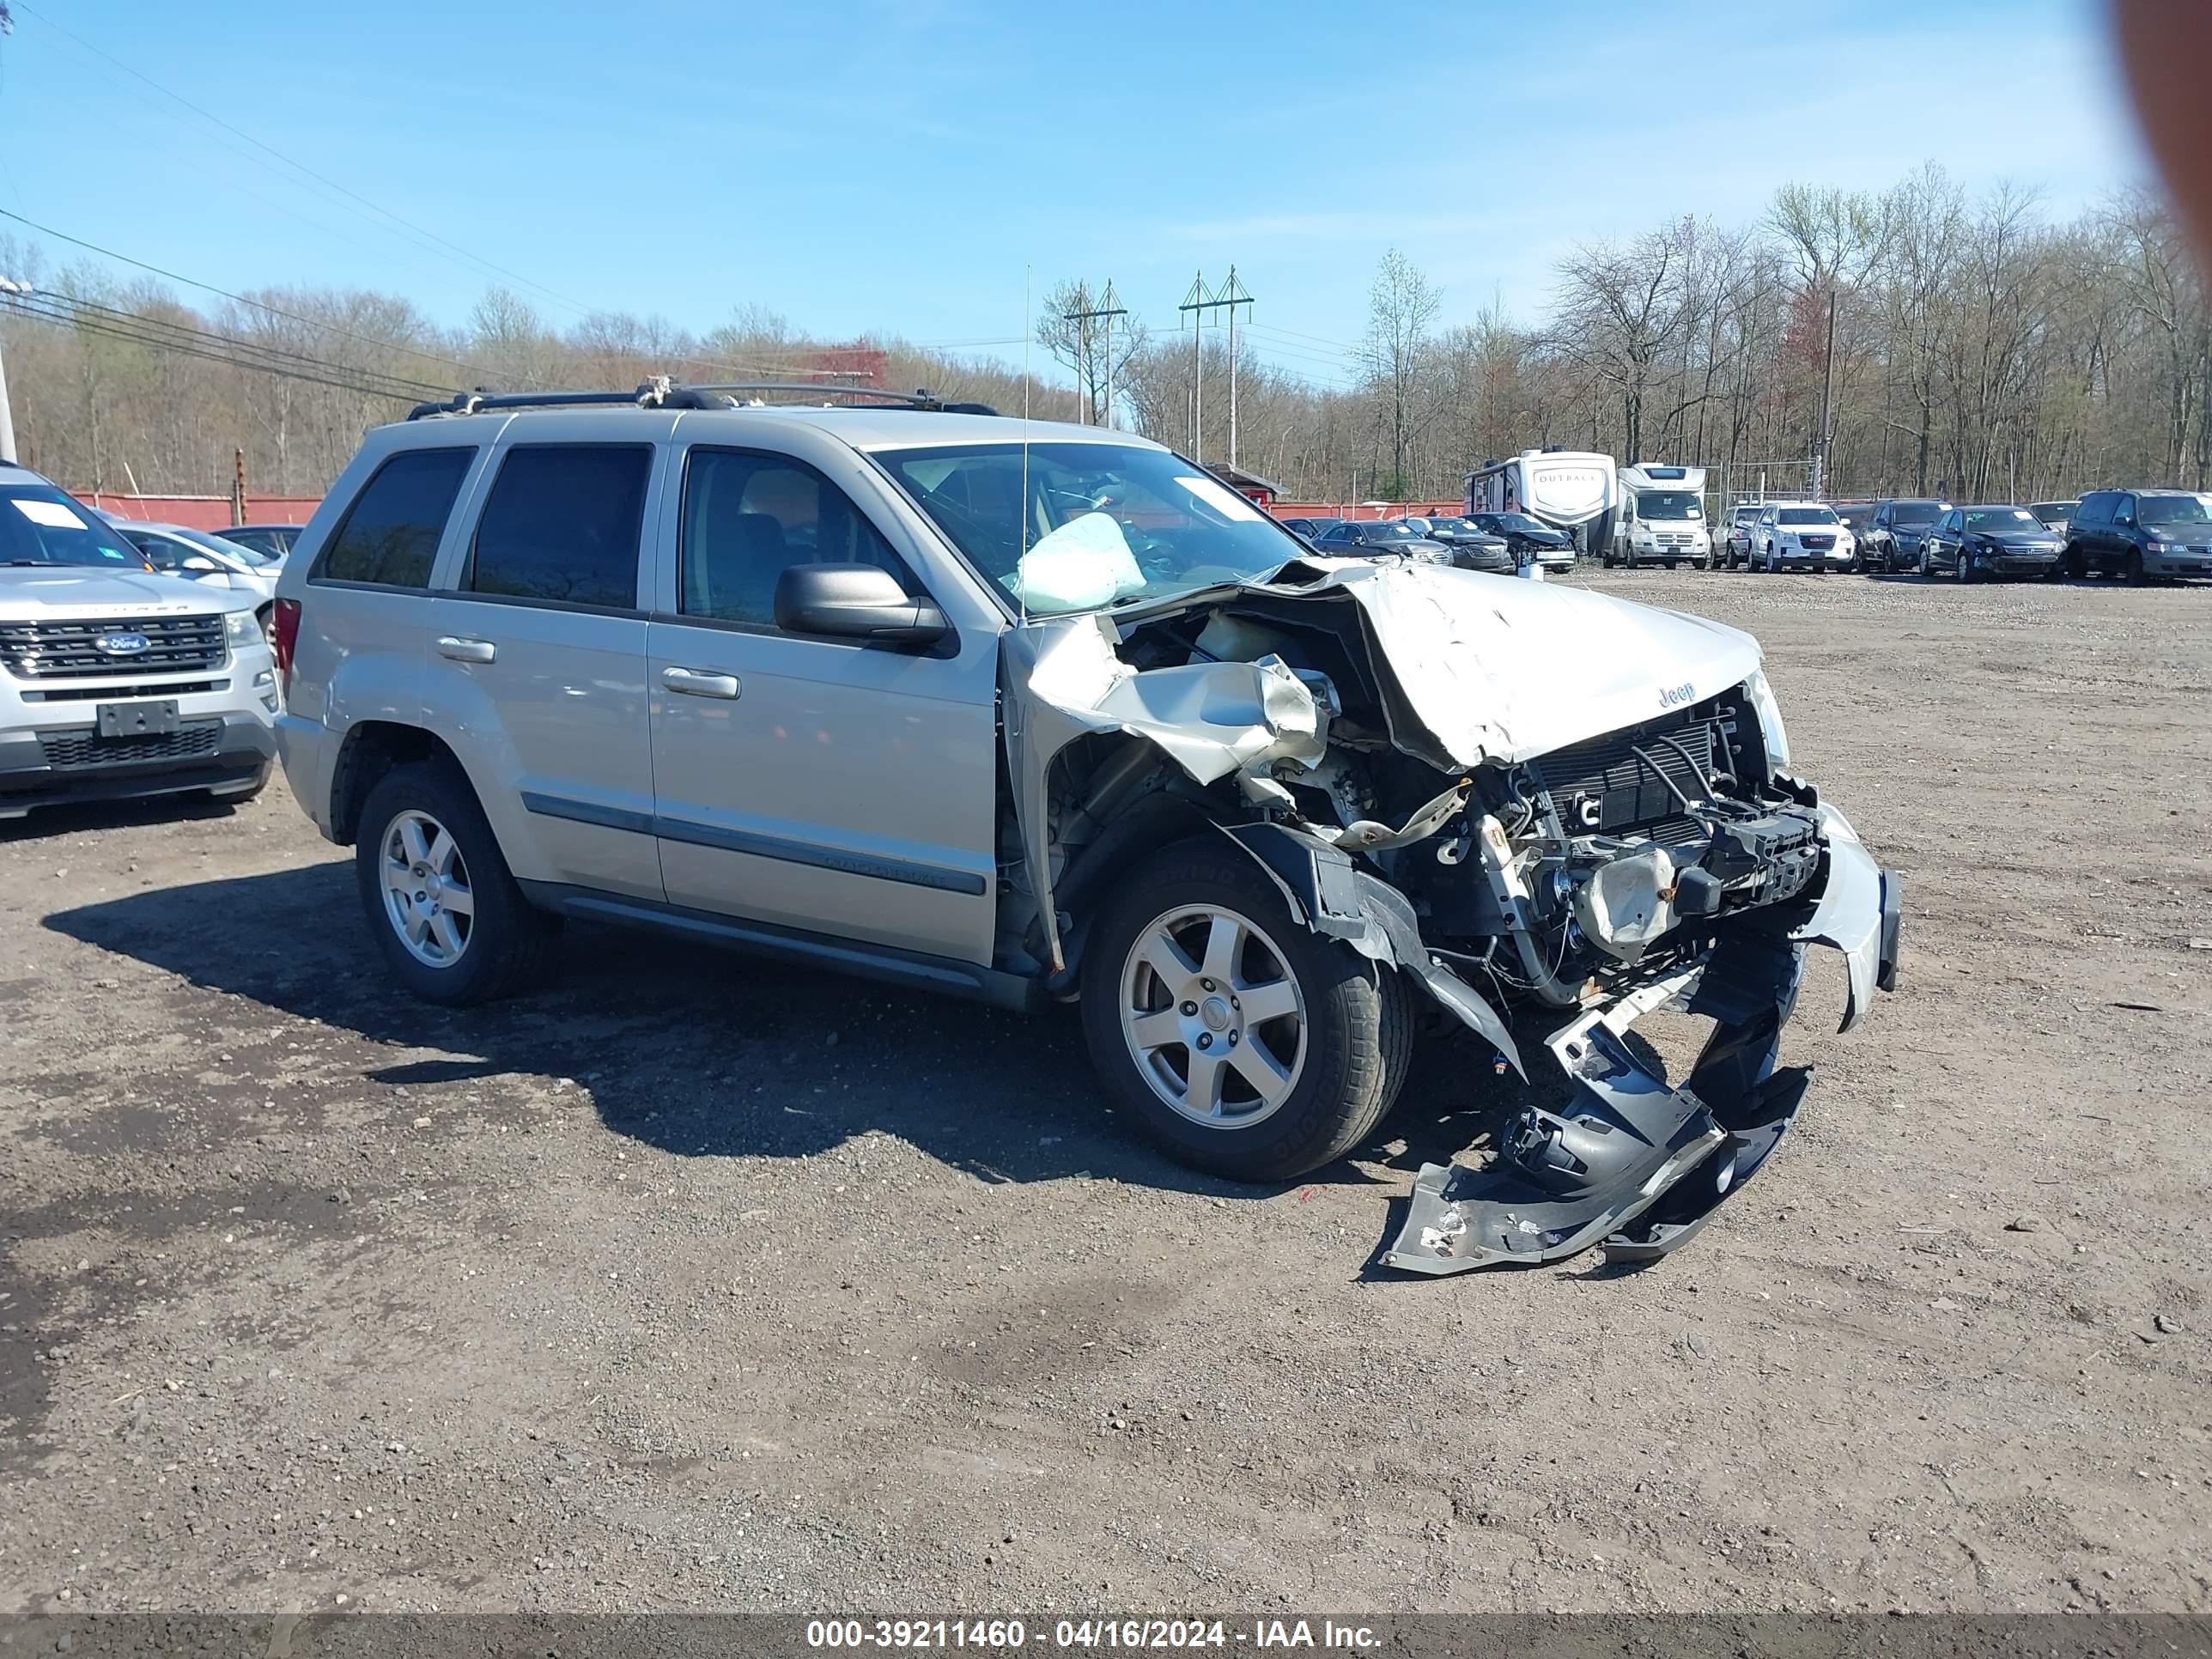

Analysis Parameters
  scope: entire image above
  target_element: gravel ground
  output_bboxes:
[2,568,2209,1616]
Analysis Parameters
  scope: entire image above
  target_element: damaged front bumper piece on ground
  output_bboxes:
[1383,825,1902,1275]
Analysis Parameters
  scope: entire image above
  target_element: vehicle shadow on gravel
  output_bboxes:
[44,864,1486,1201]
[0,792,249,842]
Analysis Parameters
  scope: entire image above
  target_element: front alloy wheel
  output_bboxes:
[1119,906,1306,1129]
[378,808,474,968]
[1080,840,1411,1181]
[1919,544,1932,578]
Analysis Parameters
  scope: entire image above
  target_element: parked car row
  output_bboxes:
[1715,488,2206,584]
[1274,511,1575,574]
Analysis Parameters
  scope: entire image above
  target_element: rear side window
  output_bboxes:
[467,446,651,611]
[317,447,474,587]
[678,448,916,629]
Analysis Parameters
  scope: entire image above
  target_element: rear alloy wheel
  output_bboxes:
[1081,840,1409,1182]
[355,762,561,1006]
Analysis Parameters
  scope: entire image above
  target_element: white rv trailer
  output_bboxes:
[1608,462,1712,568]
[1463,447,1616,567]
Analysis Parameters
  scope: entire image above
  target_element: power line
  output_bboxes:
[2,292,457,403]
[0,207,495,380]
[12,0,592,318]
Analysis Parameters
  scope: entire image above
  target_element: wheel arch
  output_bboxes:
[329,720,471,845]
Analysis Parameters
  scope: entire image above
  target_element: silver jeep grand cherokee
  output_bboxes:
[271,385,1901,1272]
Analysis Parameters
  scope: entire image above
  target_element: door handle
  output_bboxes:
[435,635,496,664]
[662,665,740,700]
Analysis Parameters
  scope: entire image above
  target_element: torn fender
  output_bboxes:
[1788,804,1903,1033]
[1215,820,1523,1079]
[1000,617,1328,972]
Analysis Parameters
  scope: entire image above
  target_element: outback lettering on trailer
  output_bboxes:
[1658,680,1697,709]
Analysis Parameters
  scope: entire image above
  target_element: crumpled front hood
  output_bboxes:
[1296,561,1763,767]
[0,565,244,621]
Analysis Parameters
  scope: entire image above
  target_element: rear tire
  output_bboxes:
[354,761,562,1006]
[1079,839,1410,1182]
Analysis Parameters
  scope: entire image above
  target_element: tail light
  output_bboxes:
[271,598,302,695]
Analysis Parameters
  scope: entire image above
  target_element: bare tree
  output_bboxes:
[1361,249,1440,496]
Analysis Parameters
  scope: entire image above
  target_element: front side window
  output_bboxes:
[875,441,1297,616]
[680,448,917,628]
[0,486,149,569]
[468,446,651,610]
[317,447,475,587]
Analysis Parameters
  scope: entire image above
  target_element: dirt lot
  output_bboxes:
[3,568,2209,1616]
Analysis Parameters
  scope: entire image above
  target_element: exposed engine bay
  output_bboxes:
[997,556,1902,1273]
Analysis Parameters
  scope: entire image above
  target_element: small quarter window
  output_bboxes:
[317,447,475,588]
[468,445,651,611]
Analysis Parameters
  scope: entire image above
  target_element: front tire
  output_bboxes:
[1079,840,1410,1182]
[2124,549,2146,586]
[354,761,561,1006]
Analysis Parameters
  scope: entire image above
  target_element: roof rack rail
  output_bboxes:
[406,380,1001,421]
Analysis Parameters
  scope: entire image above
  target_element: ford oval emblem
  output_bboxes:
[95,631,152,656]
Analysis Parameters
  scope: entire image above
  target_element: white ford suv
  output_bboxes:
[0,463,277,819]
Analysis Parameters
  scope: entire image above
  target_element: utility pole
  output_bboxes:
[1063,282,1127,428]
[1181,271,1206,461]
[1178,270,1254,467]
[0,275,27,465]
[1218,268,1254,468]
[1814,285,1838,500]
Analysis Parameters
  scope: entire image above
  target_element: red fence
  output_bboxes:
[71,492,322,532]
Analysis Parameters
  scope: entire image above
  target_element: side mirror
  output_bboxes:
[179,555,222,573]
[774,562,947,647]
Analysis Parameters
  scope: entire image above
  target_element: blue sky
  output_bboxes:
[0,0,2149,391]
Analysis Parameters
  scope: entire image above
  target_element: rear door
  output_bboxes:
[642,438,1000,964]
[421,429,666,901]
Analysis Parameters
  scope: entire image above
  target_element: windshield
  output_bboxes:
[1478,512,1549,535]
[2136,495,2210,525]
[1637,489,1701,520]
[1356,521,1422,543]
[1778,507,1838,526]
[2029,501,2075,524]
[1426,517,1480,536]
[1892,501,1941,526]
[1835,506,1873,528]
[1965,507,2042,532]
[0,486,153,569]
[875,441,1296,615]
[177,526,275,566]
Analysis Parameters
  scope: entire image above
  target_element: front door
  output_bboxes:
[645,445,999,965]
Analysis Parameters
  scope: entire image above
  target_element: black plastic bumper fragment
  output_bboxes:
[1382,940,1809,1275]
[1599,1065,1810,1262]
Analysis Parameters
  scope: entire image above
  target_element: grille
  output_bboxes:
[1799,534,1835,550]
[37,720,222,769]
[0,615,227,680]
[1535,707,1739,839]
[22,679,226,702]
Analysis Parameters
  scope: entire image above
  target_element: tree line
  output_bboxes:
[4,159,2209,509]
